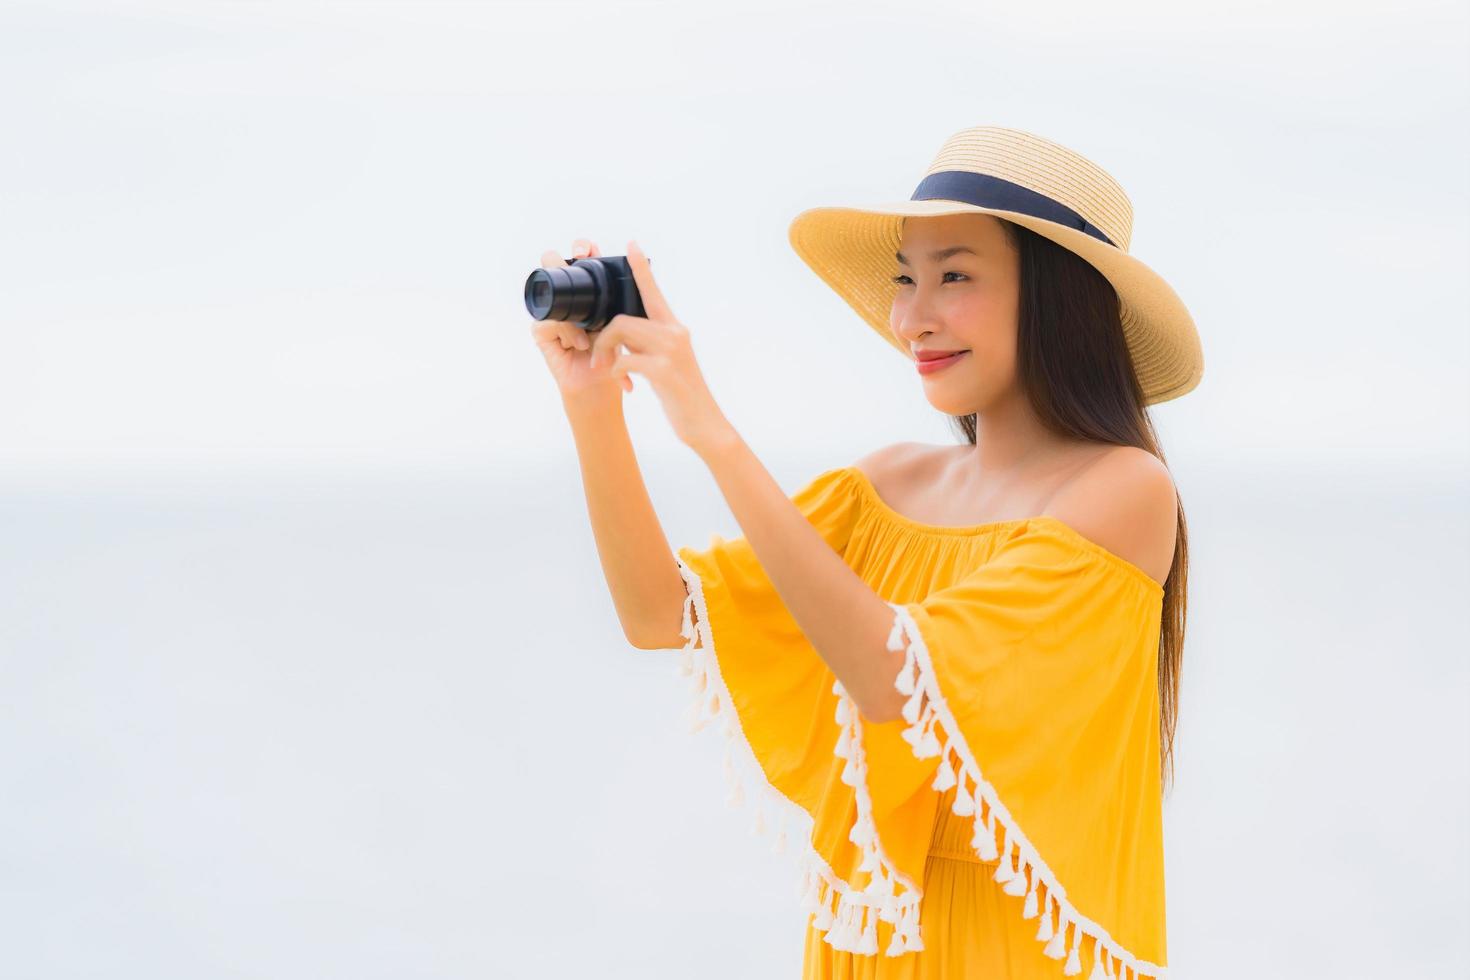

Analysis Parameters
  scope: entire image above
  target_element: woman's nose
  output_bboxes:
[893,303,941,346]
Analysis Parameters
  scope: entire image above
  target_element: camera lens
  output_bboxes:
[524,260,609,328]
[529,279,550,308]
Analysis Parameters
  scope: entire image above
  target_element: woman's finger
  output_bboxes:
[530,319,589,352]
[560,323,590,350]
[608,351,655,381]
[588,317,656,368]
[625,240,673,322]
[530,319,565,345]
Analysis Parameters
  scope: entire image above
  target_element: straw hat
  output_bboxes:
[787,125,1203,405]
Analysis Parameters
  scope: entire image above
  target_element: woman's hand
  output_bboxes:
[529,238,635,402]
[588,240,734,456]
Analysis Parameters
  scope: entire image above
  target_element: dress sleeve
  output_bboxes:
[671,464,861,655]
[666,467,949,958]
[865,519,1169,977]
[661,464,863,824]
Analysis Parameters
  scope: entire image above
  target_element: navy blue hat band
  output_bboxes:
[909,171,1116,248]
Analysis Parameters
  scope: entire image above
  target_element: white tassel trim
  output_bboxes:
[671,558,923,958]
[884,602,1169,979]
[829,672,925,954]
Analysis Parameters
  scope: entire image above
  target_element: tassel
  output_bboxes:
[834,728,852,759]
[823,902,845,949]
[798,869,819,909]
[905,917,925,953]
[901,687,925,726]
[1022,872,1039,918]
[1003,859,1030,897]
[1064,923,1082,975]
[993,832,1018,884]
[1087,936,1108,980]
[835,696,850,725]
[1035,894,1055,942]
[888,904,920,955]
[970,821,996,862]
[832,678,846,698]
[726,779,744,807]
[823,917,843,952]
[858,907,879,955]
[951,777,975,816]
[723,747,743,807]
[894,652,917,697]
[931,755,957,791]
[1044,919,1069,959]
[813,895,835,931]
[886,613,906,653]
[972,808,999,861]
[679,592,695,641]
[915,722,942,758]
[839,904,861,951]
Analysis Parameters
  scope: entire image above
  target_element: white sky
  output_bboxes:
[1,0,1466,476]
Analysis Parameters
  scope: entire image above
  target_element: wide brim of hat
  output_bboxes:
[787,199,1204,406]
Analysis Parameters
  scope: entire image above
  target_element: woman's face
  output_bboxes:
[889,213,1021,416]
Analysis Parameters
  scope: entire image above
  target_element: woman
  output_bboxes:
[530,125,1201,979]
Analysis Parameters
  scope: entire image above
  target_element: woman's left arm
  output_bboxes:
[693,429,909,723]
[587,241,906,722]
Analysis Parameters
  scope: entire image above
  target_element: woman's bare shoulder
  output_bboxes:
[851,442,956,490]
[1047,446,1178,586]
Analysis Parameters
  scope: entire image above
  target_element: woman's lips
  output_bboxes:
[915,350,969,375]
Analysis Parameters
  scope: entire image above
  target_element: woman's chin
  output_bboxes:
[922,389,979,416]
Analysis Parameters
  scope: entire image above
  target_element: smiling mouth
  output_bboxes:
[915,349,970,374]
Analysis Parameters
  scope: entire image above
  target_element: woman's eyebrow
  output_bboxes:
[894,245,978,265]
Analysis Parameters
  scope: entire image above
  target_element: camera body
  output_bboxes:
[524,254,649,332]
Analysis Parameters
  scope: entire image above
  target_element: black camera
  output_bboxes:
[524,254,650,332]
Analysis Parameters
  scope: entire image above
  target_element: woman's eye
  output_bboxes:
[890,272,967,285]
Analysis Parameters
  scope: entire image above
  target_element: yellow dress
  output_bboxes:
[665,465,1168,979]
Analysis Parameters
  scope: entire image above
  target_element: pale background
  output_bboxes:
[2,1,1466,977]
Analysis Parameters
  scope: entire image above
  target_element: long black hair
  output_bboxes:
[944,217,1191,796]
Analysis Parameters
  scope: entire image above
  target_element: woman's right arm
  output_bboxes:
[530,236,687,651]
[561,390,689,650]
